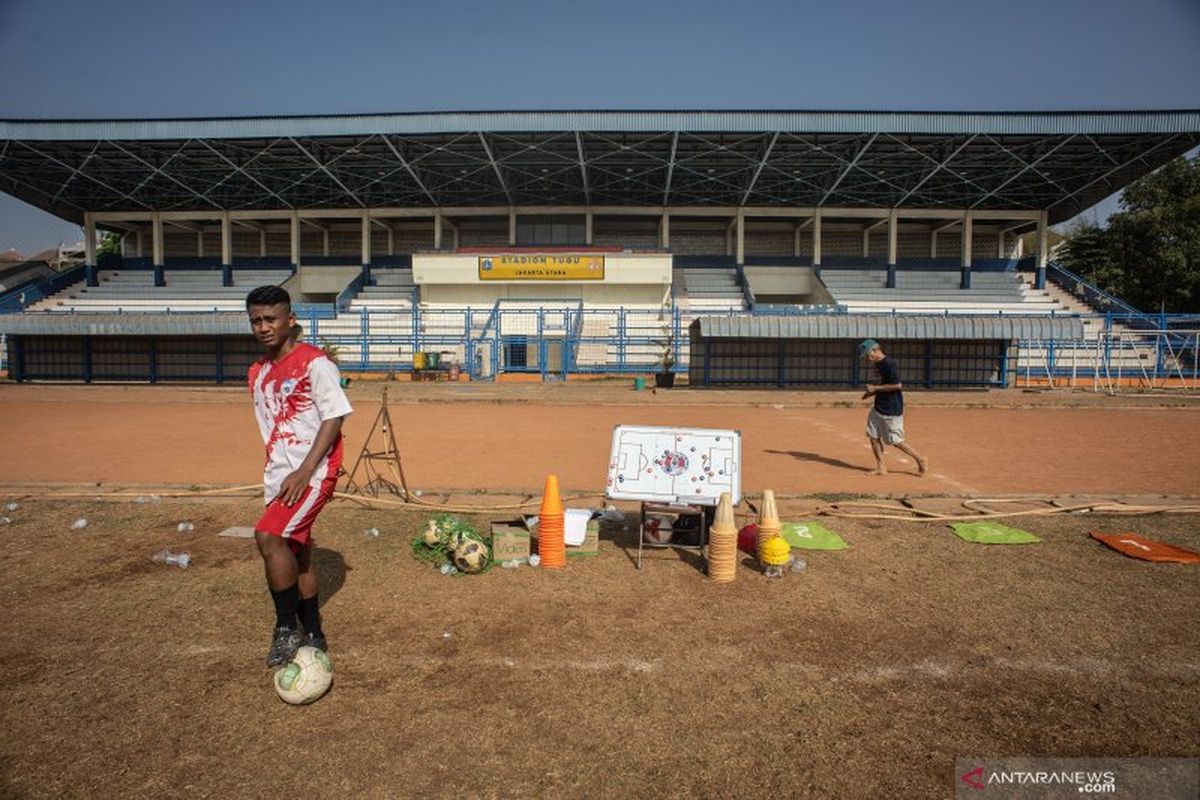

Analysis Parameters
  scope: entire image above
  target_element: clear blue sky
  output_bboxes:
[2,0,1198,254]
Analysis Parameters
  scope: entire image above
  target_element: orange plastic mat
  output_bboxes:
[1090,532,1200,563]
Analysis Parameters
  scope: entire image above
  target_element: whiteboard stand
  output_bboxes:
[637,501,708,570]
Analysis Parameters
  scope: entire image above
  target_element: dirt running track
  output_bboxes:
[2,383,1198,497]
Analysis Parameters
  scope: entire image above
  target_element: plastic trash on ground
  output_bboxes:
[152,548,191,568]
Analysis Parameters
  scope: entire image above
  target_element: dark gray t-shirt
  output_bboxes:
[873,357,904,416]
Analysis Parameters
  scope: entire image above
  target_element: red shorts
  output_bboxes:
[255,478,335,553]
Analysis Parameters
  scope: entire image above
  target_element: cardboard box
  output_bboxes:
[566,519,600,557]
[517,516,602,559]
[490,520,531,564]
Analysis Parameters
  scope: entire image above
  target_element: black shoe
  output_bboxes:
[303,632,328,652]
[266,626,302,667]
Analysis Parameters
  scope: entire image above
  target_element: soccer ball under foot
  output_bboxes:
[274,645,333,705]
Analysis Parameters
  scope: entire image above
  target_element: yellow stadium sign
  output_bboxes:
[478,254,605,281]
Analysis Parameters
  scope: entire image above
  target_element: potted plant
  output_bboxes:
[319,338,351,387]
[654,328,676,388]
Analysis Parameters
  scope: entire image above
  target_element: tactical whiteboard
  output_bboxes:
[605,425,741,506]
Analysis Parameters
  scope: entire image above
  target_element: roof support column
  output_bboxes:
[660,211,670,249]
[84,213,98,286]
[290,213,300,270]
[735,210,745,266]
[434,212,443,250]
[883,212,892,287]
[361,211,372,286]
[509,209,517,246]
[221,213,232,287]
[997,228,1007,259]
[1036,210,1049,289]
[322,229,330,257]
[931,230,938,259]
[862,228,871,259]
[725,220,734,257]
[887,209,898,289]
[136,229,144,259]
[259,227,267,259]
[387,225,395,257]
[196,230,204,259]
[152,212,165,286]
[960,211,973,289]
[812,212,822,277]
[585,210,593,245]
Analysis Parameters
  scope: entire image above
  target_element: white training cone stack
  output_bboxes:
[707,492,737,583]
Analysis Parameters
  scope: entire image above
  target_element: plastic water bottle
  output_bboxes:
[152,548,191,569]
[71,518,88,530]
[0,516,11,525]
[133,496,149,504]
[5,502,18,512]
[528,553,541,567]
[364,527,380,539]
[790,555,808,573]
[439,562,457,575]
[500,559,519,569]
[177,522,195,533]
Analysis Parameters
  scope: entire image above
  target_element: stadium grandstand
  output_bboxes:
[0,109,1198,388]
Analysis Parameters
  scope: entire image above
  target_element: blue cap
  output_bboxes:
[857,338,879,358]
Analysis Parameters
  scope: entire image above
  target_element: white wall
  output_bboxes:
[414,252,671,308]
[743,266,815,294]
[422,282,665,307]
[412,253,672,284]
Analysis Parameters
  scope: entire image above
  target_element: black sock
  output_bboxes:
[298,594,323,638]
[270,583,300,630]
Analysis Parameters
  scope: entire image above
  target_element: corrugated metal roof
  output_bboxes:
[693,314,1086,340]
[0,313,249,336]
[3,110,1199,140]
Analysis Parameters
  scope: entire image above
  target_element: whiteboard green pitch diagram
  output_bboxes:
[605,425,741,506]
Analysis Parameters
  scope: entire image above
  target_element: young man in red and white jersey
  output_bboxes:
[246,285,352,666]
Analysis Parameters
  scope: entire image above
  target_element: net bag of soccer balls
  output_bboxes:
[409,513,492,574]
[274,645,334,705]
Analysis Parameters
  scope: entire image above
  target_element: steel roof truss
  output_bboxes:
[477,133,512,205]
[110,140,223,210]
[15,140,150,210]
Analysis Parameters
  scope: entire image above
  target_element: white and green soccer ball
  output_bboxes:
[453,539,490,574]
[274,645,333,705]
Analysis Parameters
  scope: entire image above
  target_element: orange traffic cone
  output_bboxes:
[538,473,566,568]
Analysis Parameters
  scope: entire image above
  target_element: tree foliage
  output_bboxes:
[1058,154,1200,313]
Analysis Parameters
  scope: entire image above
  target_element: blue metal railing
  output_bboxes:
[7,296,1199,387]
[0,265,87,313]
[1046,261,1145,318]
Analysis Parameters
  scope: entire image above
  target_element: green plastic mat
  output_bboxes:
[950,521,1041,545]
[781,521,847,550]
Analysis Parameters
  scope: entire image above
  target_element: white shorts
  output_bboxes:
[867,408,905,445]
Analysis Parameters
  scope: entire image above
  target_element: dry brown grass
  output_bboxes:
[2,496,1197,799]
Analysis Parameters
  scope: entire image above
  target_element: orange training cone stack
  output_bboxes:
[757,490,781,564]
[707,492,737,583]
[538,473,566,568]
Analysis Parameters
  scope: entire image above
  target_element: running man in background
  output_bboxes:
[859,338,927,477]
[246,286,353,666]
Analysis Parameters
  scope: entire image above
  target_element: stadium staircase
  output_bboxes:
[1014,268,1169,379]
[25,269,292,313]
[820,269,1061,315]
[316,267,417,370]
